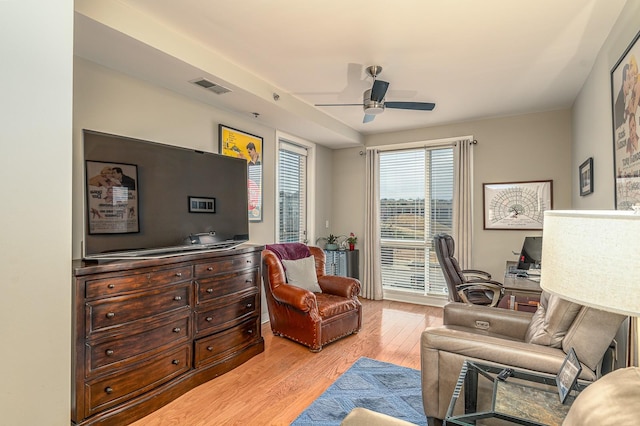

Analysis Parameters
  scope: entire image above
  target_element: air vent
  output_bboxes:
[190,78,232,95]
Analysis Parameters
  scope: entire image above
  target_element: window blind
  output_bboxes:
[278,142,307,243]
[379,147,453,295]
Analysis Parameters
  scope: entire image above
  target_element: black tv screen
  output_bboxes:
[83,130,249,259]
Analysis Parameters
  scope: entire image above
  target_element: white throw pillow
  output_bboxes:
[280,256,322,293]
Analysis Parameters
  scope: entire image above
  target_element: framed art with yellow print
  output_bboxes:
[219,124,263,222]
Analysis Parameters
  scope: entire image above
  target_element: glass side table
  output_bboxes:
[445,361,588,426]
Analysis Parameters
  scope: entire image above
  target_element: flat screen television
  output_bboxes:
[516,236,543,270]
[83,130,249,260]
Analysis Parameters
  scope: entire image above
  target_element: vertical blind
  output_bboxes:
[278,141,307,243]
[379,147,454,296]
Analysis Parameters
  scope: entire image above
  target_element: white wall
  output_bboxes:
[73,57,283,256]
[0,1,73,425]
[573,1,640,209]
[333,110,573,282]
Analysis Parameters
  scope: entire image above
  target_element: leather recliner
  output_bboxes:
[420,291,626,424]
[262,243,362,352]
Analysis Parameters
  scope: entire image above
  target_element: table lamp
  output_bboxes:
[541,210,640,425]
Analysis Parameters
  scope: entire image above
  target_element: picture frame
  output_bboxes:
[579,157,594,196]
[85,160,139,234]
[188,196,216,213]
[219,124,263,222]
[556,347,582,404]
[483,180,552,230]
[611,29,640,210]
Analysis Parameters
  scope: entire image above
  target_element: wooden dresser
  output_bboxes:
[72,245,264,426]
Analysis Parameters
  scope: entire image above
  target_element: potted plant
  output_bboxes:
[346,232,357,251]
[317,234,339,250]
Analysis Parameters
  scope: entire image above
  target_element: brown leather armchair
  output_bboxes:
[420,292,626,424]
[434,233,503,306]
[262,243,362,352]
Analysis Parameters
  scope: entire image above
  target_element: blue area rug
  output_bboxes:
[291,357,427,425]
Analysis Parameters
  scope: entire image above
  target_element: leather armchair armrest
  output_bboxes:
[443,302,533,340]
[271,284,316,312]
[318,275,361,298]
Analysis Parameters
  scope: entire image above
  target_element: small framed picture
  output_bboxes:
[579,157,593,196]
[188,196,216,213]
[556,347,582,404]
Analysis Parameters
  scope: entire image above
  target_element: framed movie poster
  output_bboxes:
[612,29,640,210]
[219,124,263,222]
[483,180,553,230]
[86,161,139,234]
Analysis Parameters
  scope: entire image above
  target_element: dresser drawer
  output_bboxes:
[195,293,258,337]
[87,283,191,335]
[194,318,259,368]
[87,311,191,374]
[194,253,258,277]
[196,269,258,303]
[86,344,191,417]
[86,265,192,299]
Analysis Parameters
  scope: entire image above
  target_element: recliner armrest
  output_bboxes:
[271,284,317,312]
[318,275,361,298]
[443,302,533,340]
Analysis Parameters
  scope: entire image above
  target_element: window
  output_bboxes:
[278,141,308,242]
[379,147,454,296]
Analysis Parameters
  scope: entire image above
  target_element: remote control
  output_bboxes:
[497,368,513,381]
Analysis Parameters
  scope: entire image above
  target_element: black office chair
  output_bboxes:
[433,233,503,306]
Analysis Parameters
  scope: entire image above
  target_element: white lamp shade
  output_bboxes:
[541,210,640,317]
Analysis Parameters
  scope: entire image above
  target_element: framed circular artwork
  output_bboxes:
[483,180,553,230]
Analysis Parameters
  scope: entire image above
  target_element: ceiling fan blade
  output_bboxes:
[314,103,363,107]
[363,114,376,123]
[370,80,390,102]
[385,101,435,111]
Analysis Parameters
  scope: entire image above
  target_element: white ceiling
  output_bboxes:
[74,0,627,149]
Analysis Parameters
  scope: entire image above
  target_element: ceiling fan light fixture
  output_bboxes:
[363,89,384,115]
[363,102,384,115]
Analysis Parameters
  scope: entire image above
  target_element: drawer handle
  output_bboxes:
[206,316,213,322]
[247,329,254,334]
[207,346,213,351]
[207,266,213,271]
[206,288,214,294]
[175,272,182,277]
[172,327,181,333]
[173,296,182,301]
[105,349,114,356]
[105,386,113,394]
[106,312,115,319]
[107,283,115,289]
[246,303,253,309]
[172,359,179,365]
[246,259,252,264]
[245,279,253,284]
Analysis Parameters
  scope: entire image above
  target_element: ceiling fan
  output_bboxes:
[315,65,436,123]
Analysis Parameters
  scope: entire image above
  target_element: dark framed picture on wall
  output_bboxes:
[611,29,640,210]
[219,124,263,222]
[579,157,593,196]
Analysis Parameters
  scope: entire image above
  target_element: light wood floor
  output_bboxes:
[131,298,443,426]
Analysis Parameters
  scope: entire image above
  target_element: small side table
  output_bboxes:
[445,361,588,426]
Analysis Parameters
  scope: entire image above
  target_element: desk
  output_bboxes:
[501,262,542,312]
